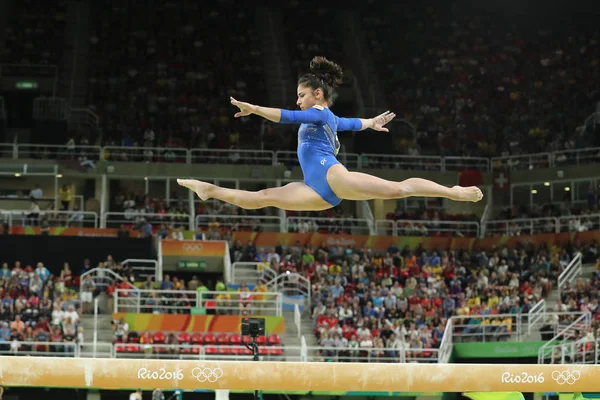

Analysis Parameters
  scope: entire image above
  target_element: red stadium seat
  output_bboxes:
[190,332,203,345]
[127,344,140,353]
[255,336,267,345]
[204,345,218,354]
[115,343,127,352]
[267,334,280,345]
[153,332,165,344]
[217,333,229,344]
[242,335,253,344]
[217,346,231,355]
[203,333,216,344]
[178,332,191,344]
[229,333,242,345]
[269,347,283,356]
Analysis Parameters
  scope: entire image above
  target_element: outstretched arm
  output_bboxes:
[230,97,324,125]
[338,111,396,132]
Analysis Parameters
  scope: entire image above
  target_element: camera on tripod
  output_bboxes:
[241,317,265,338]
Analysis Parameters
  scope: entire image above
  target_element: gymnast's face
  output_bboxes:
[296,84,324,110]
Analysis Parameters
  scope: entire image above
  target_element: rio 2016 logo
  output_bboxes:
[501,372,545,383]
[137,368,184,380]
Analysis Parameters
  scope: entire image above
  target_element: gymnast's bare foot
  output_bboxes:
[450,186,484,202]
[177,179,213,201]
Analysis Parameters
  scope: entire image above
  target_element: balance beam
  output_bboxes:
[0,357,592,392]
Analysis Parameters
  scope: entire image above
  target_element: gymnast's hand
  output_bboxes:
[230,97,257,118]
[370,111,396,132]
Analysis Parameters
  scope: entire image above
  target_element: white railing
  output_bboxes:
[484,217,558,236]
[294,304,301,338]
[4,142,600,172]
[538,339,598,364]
[122,259,159,281]
[1,341,79,357]
[103,146,190,163]
[438,318,454,363]
[285,216,371,235]
[266,273,311,315]
[81,267,132,292]
[196,214,281,232]
[449,313,522,342]
[538,312,593,363]
[558,213,600,232]
[554,147,600,166]
[115,289,283,317]
[359,153,443,171]
[558,252,583,297]
[443,157,490,172]
[231,262,278,285]
[101,212,192,230]
[359,200,376,235]
[527,299,547,336]
[191,149,275,165]
[375,219,480,237]
[0,209,98,228]
[491,152,552,171]
[15,144,102,161]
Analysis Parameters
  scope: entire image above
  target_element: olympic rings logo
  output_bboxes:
[552,370,580,385]
[183,243,203,252]
[191,367,224,383]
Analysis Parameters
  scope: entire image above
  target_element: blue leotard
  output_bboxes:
[279,105,362,206]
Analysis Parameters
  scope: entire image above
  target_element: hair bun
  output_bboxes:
[309,56,343,88]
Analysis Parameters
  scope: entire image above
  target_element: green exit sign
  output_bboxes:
[178,260,206,270]
[15,81,38,89]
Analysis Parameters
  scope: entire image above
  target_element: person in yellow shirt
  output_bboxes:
[466,295,481,308]
[487,293,499,308]
[252,280,268,315]
[329,263,342,276]
[59,184,72,210]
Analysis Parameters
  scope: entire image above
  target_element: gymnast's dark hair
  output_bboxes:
[298,56,343,104]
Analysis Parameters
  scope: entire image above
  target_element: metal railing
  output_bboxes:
[538,339,599,364]
[103,146,189,163]
[558,213,600,232]
[196,214,281,232]
[448,313,522,342]
[121,259,159,281]
[15,144,102,161]
[558,253,583,297]
[265,272,311,315]
[81,267,132,292]
[231,263,278,285]
[101,212,192,230]
[359,153,443,171]
[438,318,454,362]
[484,217,558,236]
[0,341,79,357]
[115,289,283,317]
[491,152,552,171]
[375,219,480,237]
[538,312,593,363]
[285,216,371,235]
[192,149,275,165]
[0,209,98,228]
[4,142,600,172]
[527,300,547,336]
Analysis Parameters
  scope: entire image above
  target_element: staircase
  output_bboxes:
[0,0,14,46]
[79,311,113,358]
[57,0,92,106]
[255,7,296,150]
[334,10,387,115]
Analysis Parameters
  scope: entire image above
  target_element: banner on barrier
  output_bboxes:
[10,227,600,251]
[112,313,285,334]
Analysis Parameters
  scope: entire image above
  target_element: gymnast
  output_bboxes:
[178,56,483,210]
